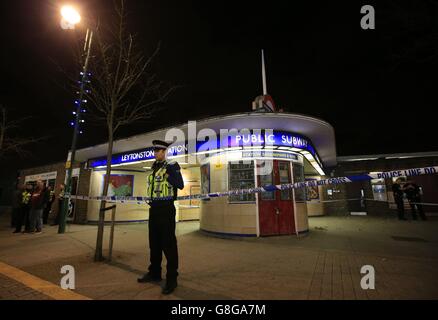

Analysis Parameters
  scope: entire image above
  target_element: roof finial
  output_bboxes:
[262,49,268,95]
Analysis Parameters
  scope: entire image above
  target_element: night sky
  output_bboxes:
[0,0,437,173]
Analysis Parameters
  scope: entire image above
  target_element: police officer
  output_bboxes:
[13,184,31,233]
[138,140,184,295]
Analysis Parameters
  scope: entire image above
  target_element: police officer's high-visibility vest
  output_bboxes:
[147,161,174,199]
[22,191,31,205]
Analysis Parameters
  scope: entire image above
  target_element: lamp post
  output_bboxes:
[58,6,93,234]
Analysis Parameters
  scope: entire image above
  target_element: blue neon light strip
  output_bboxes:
[88,130,322,168]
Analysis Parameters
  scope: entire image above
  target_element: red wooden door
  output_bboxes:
[257,160,278,236]
[277,161,295,234]
[257,160,295,236]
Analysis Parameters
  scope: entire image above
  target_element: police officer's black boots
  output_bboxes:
[137,273,162,283]
[162,278,177,295]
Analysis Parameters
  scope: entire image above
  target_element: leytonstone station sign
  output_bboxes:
[88,130,323,169]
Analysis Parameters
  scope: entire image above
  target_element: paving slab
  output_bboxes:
[0,214,437,300]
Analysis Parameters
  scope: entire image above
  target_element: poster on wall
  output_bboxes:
[306,178,320,201]
[103,174,134,196]
[200,163,210,200]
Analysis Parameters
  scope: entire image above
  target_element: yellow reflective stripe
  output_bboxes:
[147,174,153,197]
[163,182,168,197]
[147,164,174,199]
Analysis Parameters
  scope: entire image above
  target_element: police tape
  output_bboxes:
[67,165,438,204]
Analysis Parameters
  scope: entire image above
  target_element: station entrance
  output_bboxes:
[257,160,296,236]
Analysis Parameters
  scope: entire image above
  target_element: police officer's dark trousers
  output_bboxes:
[15,206,30,232]
[408,196,427,221]
[394,196,405,220]
[148,204,178,281]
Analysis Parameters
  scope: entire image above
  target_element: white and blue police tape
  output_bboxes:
[68,166,438,204]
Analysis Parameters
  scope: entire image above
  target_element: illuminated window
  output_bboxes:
[228,161,256,203]
[371,177,387,201]
[293,163,306,202]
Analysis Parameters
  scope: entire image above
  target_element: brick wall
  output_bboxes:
[321,183,350,216]
[18,161,92,223]
[74,164,91,224]
[19,162,66,223]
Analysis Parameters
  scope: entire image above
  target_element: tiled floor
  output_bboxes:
[0,274,52,300]
[0,215,437,299]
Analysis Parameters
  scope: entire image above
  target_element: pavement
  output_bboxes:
[0,213,437,300]
[0,274,52,300]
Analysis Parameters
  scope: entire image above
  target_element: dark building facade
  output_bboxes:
[323,152,438,216]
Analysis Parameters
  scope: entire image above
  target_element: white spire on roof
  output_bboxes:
[261,49,268,95]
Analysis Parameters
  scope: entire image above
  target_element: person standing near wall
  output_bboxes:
[43,186,55,225]
[29,180,49,234]
[12,184,29,233]
[138,140,185,295]
[51,183,65,226]
[404,181,427,221]
[23,184,33,232]
[11,184,23,229]
[392,179,406,220]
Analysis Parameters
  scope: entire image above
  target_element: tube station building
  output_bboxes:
[16,109,438,237]
[73,107,336,237]
[13,54,438,235]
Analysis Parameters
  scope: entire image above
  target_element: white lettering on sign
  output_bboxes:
[241,151,299,161]
[168,144,187,155]
[121,150,154,162]
[266,134,275,144]
[281,135,308,148]
[25,171,58,183]
[88,124,319,170]
[235,134,265,144]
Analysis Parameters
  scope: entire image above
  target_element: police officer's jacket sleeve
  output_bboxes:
[166,162,184,190]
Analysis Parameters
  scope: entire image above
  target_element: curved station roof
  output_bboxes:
[75,112,337,170]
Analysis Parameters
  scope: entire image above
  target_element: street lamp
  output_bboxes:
[58,5,93,234]
[60,5,81,30]
[61,5,81,24]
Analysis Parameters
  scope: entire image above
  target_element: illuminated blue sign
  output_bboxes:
[228,131,310,149]
[88,130,322,168]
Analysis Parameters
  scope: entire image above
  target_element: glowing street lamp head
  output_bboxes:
[60,5,81,29]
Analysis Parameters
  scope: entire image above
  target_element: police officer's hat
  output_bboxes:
[152,140,171,150]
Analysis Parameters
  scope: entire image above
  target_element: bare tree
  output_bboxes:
[87,0,178,261]
[0,106,43,158]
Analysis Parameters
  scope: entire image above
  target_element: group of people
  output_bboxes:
[392,179,427,221]
[11,181,65,234]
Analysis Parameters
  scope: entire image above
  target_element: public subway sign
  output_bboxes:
[230,132,308,148]
[88,130,321,168]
